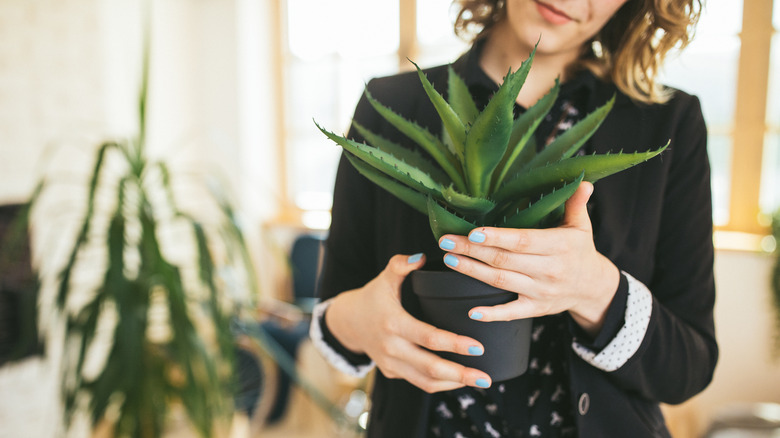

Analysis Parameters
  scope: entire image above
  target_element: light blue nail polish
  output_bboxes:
[468,346,484,356]
[444,254,459,267]
[476,378,490,388]
[469,231,486,243]
[408,253,423,264]
[440,238,456,250]
[470,312,483,320]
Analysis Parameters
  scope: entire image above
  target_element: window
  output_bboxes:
[277,0,779,236]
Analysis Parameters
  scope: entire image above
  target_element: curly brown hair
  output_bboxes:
[453,0,703,103]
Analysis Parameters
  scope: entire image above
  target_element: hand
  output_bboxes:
[325,253,492,393]
[438,182,620,336]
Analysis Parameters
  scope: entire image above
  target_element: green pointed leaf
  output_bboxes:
[442,185,496,217]
[493,144,668,204]
[524,95,615,171]
[465,48,535,196]
[427,196,478,241]
[502,172,584,229]
[352,120,450,185]
[345,153,428,215]
[316,122,448,199]
[494,79,560,187]
[57,142,119,309]
[447,65,479,126]
[411,60,466,161]
[363,90,465,189]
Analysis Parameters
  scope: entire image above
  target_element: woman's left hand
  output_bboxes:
[438,182,620,337]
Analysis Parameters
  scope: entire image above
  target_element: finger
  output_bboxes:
[442,234,550,273]
[399,316,486,358]
[382,356,484,393]
[442,250,535,293]
[469,297,541,322]
[382,253,426,288]
[386,348,492,392]
[458,227,559,256]
[561,181,594,230]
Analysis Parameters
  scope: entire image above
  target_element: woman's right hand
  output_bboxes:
[324,253,492,393]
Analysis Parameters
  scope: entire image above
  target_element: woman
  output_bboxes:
[310,0,717,436]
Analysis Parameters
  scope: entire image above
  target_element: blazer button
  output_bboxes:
[578,393,590,415]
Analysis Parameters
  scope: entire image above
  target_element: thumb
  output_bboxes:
[562,181,594,230]
[382,253,426,289]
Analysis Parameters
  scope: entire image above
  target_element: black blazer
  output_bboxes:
[319,47,718,437]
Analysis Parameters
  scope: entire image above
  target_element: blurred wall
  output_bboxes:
[0,0,280,222]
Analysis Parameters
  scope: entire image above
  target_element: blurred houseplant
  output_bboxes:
[25,20,261,438]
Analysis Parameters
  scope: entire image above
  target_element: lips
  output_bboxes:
[534,1,575,25]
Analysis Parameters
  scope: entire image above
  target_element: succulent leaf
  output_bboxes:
[524,95,615,171]
[364,90,466,191]
[352,120,450,185]
[427,196,478,241]
[493,144,668,204]
[412,61,466,161]
[447,65,479,125]
[442,184,496,217]
[345,153,428,215]
[316,122,447,200]
[493,79,560,188]
[502,172,584,229]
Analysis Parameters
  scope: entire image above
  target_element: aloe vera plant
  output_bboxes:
[317,49,667,241]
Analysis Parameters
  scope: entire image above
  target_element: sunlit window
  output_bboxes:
[659,1,742,226]
[285,0,401,228]
[760,5,780,214]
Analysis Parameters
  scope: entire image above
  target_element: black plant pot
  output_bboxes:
[411,270,532,382]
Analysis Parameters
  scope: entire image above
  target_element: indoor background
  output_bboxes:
[0,0,779,437]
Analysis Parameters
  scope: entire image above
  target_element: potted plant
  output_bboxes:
[315,48,666,381]
[19,17,267,437]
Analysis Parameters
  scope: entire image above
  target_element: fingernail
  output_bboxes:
[476,378,490,388]
[468,346,484,356]
[468,231,485,243]
[408,253,423,264]
[443,254,459,267]
[470,312,483,320]
[440,238,456,250]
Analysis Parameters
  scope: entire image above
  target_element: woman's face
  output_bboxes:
[497,0,629,58]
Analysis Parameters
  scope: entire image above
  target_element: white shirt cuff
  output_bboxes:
[571,271,653,372]
[309,298,375,377]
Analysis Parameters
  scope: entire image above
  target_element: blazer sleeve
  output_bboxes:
[603,95,718,404]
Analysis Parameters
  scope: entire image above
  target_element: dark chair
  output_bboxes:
[257,233,325,424]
